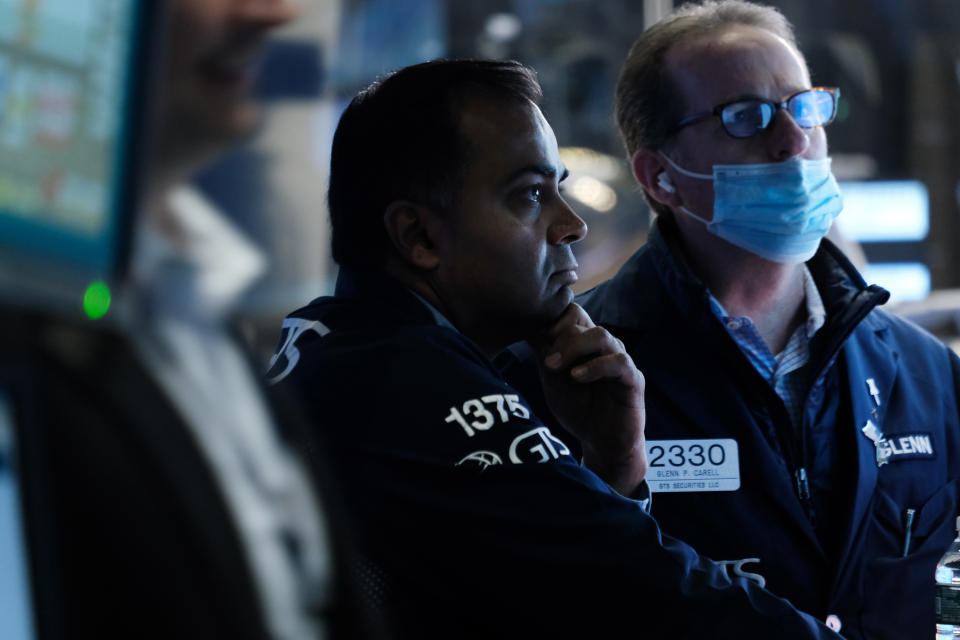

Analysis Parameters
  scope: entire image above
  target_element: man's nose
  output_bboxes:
[548,200,588,246]
[765,108,810,161]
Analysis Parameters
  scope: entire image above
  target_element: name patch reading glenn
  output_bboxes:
[876,432,935,466]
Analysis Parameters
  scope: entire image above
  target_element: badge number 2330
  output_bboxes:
[646,438,740,492]
[445,394,529,437]
[650,442,728,467]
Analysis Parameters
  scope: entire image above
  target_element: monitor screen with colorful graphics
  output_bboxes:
[0,0,158,317]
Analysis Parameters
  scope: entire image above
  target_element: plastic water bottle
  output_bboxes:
[936,516,960,638]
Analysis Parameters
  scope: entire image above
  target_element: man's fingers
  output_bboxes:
[543,324,620,371]
[569,351,645,391]
[543,303,595,341]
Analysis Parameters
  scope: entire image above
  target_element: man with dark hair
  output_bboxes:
[577,1,960,638]
[326,61,540,270]
[268,58,842,639]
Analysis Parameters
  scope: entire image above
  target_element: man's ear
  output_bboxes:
[383,200,442,270]
[631,148,681,207]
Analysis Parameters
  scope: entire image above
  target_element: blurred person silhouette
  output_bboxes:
[266,58,842,640]
[122,1,342,638]
[574,1,960,638]
[0,1,362,638]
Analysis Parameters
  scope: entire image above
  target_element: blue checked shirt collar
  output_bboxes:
[708,267,826,428]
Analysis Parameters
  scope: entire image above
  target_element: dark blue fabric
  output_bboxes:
[577,214,960,640]
[270,268,841,639]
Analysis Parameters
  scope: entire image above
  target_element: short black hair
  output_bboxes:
[328,59,542,270]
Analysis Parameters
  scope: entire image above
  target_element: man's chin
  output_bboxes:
[551,286,576,315]
[159,100,260,165]
[496,289,576,349]
[534,288,576,329]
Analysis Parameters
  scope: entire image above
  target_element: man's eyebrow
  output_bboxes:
[505,163,569,183]
[708,92,765,107]
[722,88,809,105]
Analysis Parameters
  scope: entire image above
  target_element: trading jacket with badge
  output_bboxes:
[576,213,960,640]
[266,268,842,639]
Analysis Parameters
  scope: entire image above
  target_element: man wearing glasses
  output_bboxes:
[577,1,960,638]
[268,57,849,639]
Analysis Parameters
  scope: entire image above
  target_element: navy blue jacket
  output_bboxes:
[577,214,960,639]
[268,268,841,639]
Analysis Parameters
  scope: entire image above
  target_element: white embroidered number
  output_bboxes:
[444,393,531,437]
[463,399,494,431]
[481,394,509,422]
[505,394,529,419]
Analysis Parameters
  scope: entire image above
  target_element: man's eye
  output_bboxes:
[526,185,543,202]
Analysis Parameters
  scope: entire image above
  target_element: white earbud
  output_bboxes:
[657,172,676,193]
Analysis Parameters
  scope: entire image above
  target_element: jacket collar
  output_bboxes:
[330,267,458,331]
[585,213,890,341]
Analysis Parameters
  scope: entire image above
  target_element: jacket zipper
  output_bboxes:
[903,508,916,557]
[792,285,889,521]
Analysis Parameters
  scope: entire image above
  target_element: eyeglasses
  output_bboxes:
[667,87,840,139]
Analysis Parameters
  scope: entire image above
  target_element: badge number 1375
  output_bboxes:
[645,439,740,493]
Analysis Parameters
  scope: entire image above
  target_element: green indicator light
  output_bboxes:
[83,281,112,319]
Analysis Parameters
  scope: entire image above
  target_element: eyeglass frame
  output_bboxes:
[665,86,841,139]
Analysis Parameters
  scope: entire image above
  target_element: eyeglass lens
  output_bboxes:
[720,89,836,138]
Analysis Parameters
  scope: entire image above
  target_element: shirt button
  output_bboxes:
[825,614,842,632]
[726,319,741,330]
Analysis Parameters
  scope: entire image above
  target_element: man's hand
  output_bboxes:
[528,303,646,495]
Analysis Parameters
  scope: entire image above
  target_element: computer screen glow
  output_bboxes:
[835,180,929,243]
[863,262,931,303]
[0,0,139,274]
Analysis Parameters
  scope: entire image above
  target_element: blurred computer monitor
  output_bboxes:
[0,0,159,318]
[836,179,931,302]
[0,3,161,638]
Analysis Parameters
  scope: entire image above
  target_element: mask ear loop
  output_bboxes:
[657,152,714,224]
[677,205,712,226]
[659,151,713,180]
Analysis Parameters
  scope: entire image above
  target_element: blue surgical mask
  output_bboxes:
[660,152,843,263]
